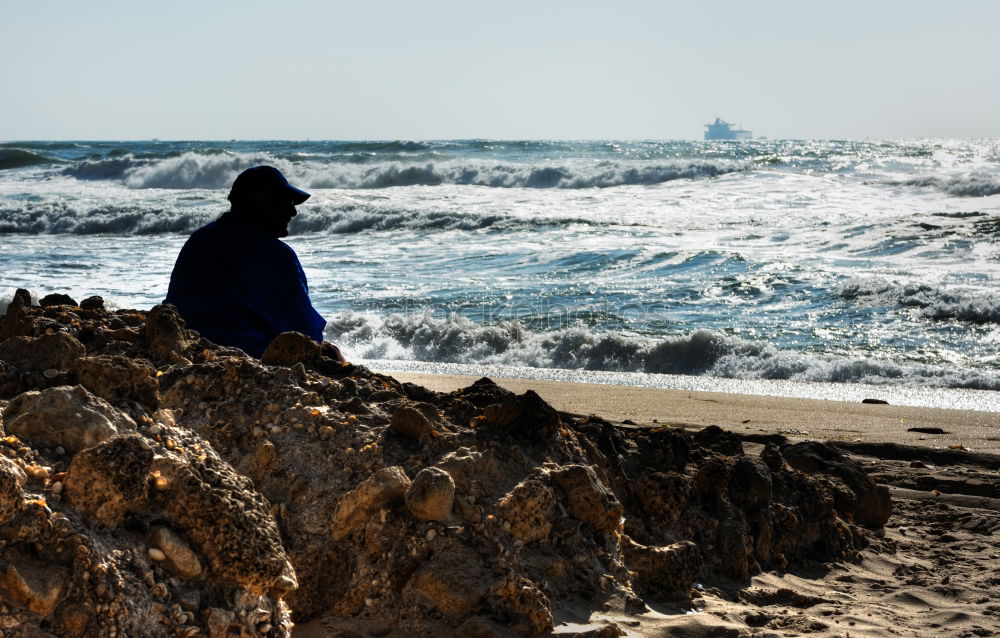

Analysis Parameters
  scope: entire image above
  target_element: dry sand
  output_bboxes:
[319,371,999,638]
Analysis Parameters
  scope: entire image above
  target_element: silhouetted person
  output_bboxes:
[166,166,338,359]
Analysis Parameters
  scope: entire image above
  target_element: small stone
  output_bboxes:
[148,547,167,562]
[389,405,435,439]
[332,466,411,541]
[0,559,68,615]
[405,467,456,523]
[150,526,203,579]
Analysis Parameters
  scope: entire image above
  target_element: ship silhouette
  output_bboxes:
[704,117,752,140]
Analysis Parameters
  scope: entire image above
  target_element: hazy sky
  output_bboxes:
[2,0,997,140]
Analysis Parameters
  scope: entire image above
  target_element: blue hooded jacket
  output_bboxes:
[165,212,326,357]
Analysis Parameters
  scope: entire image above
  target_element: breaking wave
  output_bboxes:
[901,174,1000,197]
[0,202,213,235]
[56,150,745,190]
[0,149,60,171]
[327,312,1000,390]
[0,200,613,235]
[836,278,1000,325]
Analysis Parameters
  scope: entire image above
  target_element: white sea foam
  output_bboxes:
[902,174,1000,197]
[70,150,749,190]
[836,277,1000,324]
[326,311,1000,390]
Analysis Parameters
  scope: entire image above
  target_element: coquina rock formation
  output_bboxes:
[0,289,889,637]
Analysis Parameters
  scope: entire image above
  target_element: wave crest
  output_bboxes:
[58,149,745,190]
[326,312,1000,390]
[0,149,59,171]
[903,174,1000,197]
[836,278,1000,325]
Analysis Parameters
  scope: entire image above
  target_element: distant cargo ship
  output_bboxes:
[704,117,752,141]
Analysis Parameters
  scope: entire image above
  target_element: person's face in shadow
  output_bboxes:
[245,191,297,237]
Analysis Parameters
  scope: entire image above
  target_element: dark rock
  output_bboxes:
[782,441,892,528]
[39,293,78,307]
[144,303,191,361]
[12,289,32,307]
[389,404,436,439]
[693,424,743,455]
[79,295,105,311]
[261,331,321,365]
[907,427,947,434]
[730,457,773,506]
[622,536,701,596]
[0,332,85,371]
[0,456,26,525]
[454,377,513,407]
[483,390,561,439]
[862,398,889,405]
[405,466,456,523]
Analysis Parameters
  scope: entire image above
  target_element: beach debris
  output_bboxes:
[908,427,948,434]
[862,398,890,405]
[0,290,893,636]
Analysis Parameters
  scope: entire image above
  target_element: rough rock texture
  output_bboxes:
[3,385,135,454]
[405,466,456,523]
[0,332,85,372]
[782,440,893,528]
[261,331,322,366]
[0,292,890,637]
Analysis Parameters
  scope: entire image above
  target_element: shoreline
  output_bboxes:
[379,370,1000,455]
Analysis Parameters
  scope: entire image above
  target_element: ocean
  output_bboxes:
[1,139,998,411]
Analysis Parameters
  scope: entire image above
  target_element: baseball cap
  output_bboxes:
[228,166,311,205]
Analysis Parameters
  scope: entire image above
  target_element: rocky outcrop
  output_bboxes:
[0,290,890,637]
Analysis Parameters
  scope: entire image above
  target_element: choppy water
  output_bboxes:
[1,139,999,410]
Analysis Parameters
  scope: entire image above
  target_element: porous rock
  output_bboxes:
[622,537,701,597]
[0,456,26,525]
[498,478,556,543]
[405,466,456,523]
[332,466,411,541]
[0,332,85,372]
[73,354,159,408]
[634,471,688,524]
[3,385,135,454]
[490,577,552,636]
[64,433,153,527]
[550,464,622,533]
[154,452,298,597]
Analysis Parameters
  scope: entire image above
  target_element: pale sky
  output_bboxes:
[1,0,997,140]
